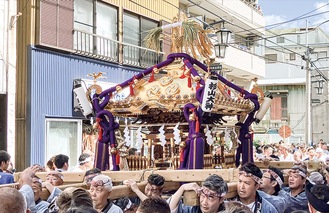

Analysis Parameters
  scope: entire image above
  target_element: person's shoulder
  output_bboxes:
[33,200,50,212]
[182,205,200,213]
[282,187,290,192]
[0,172,14,184]
[260,197,279,213]
[0,171,14,177]
[108,203,124,213]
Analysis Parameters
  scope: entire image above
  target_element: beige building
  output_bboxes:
[256,27,329,145]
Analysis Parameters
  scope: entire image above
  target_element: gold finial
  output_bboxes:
[87,72,107,83]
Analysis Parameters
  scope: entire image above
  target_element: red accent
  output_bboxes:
[129,81,134,96]
[191,108,199,133]
[96,118,103,141]
[180,148,184,162]
[129,76,138,96]
[224,85,230,96]
[196,82,200,91]
[240,89,245,96]
[188,75,192,88]
[250,130,254,141]
[148,68,155,82]
[180,65,187,78]
[195,115,199,133]
[116,152,120,165]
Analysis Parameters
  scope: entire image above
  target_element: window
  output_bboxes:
[265,54,277,63]
[290,53,296,60]
[45,118,82,168]
[123,11,159,66]
[277,37,285,43]
[270,95,288,120]
[318,51,327,61]
[315,80,324,94]
[74,0,118,58]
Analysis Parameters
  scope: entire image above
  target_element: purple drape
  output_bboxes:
[180,103,204,169]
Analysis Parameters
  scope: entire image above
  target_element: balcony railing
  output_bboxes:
[240,0,263,15]
[73,29,164,68]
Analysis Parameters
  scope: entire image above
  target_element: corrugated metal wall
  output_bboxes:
[28,46,141,165]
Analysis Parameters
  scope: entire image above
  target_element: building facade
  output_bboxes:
[14,0,265,170]
[15,0,178,170]
[0,0,17,161]
[256,27,329,145]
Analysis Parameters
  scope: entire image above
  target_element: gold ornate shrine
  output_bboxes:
[104,59,255,124]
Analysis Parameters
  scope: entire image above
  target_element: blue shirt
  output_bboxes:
[0,171,14,185]
[278,187,309,213]
[258,190,286,213]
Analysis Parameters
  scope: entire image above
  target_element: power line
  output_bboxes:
[185,0,304,57]
[162,0,327,52]
[191,0,328,52]
[310,61,329,81]
[266,2,329,30]
[225,43,303,68]
[234,5,329,33]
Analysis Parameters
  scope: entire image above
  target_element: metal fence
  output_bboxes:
[73,29,164,68]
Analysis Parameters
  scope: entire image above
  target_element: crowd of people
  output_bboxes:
[1,141,329,213]
[254,139,329,163]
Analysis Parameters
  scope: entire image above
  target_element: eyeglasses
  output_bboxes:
[239,171,261,184]
[91,179,112,187]
[263,169,283,187]
[197,187,224,201]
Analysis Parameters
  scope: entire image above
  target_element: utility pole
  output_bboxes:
[305,20,313,146]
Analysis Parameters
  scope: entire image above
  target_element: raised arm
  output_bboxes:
[169,182,200,211]
[124,179,148,201]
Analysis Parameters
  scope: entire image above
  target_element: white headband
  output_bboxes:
[79,157,91,164]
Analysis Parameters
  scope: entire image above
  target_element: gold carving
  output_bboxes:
[147,85,161,98]
[165,83,180,96]
[153,67,159,74]
[251,86,264,104]
[160,76,173,86]
[116,85,122,92]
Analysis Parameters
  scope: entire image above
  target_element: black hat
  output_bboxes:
[306,182,329,212]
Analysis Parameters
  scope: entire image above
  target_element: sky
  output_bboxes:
[260,0,329,32]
